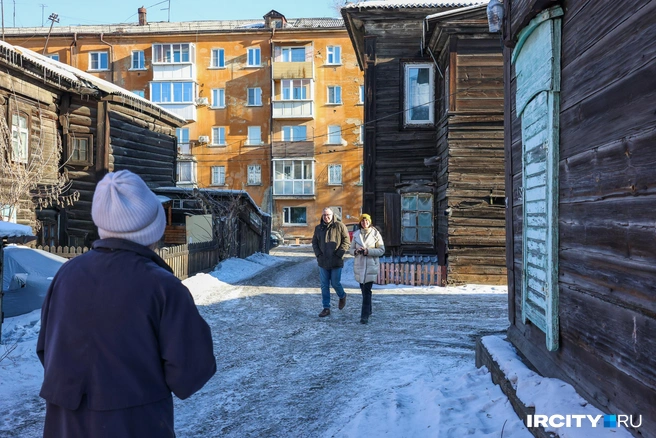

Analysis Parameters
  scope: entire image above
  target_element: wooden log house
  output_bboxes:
[498,0,656,435]
[342,1,506,284]
[0,41,186,247]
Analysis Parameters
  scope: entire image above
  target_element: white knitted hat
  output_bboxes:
[91,170,166,246]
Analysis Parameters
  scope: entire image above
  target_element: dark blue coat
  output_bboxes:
[37,238,216,436]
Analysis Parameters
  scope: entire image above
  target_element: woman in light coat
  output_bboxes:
[349,213,385,324]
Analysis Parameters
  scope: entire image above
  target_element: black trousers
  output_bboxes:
[359,281,373,319]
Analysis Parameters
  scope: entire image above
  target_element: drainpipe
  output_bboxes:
[69,32,77,68]
[268,27,275,216]
[99,32,115,83]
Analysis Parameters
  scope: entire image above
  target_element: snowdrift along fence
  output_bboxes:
[37,241,220,280]
[376,255,446,287]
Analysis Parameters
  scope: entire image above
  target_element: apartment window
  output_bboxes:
[359,124,364,145]
[68,134,93,166]
[328,206,343,220]
[327,86,342,104]
[89,51,109,71]
[177,160,197,184]
[401,193,433,244]
[212,127,226,146]
[10,112,28,163]
[152,43,193,63]
[328,164,342,185]
[212,88,225,108]
[211,166,226,186]
[150,82,194,103]
[359,85,364,104]
[283,206,307,225]
[247,87,262,106]
[273,160,314,196]
[247,126,262,146]
[247,165,262,185]
[281,79,309,100]
[326,46,341,65]
[46,54,59,61]
[247,47,261,67]
[327,125,341,145]
[177,128,190,155]
[404,63,435,125]
[282,126,307,141]
[132,90,145,98]
[282,47,305,62]
[211,48,225,68]
[358,164,364,185]
[131,50,145,69]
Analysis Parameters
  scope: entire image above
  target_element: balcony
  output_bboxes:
[158,103,197,122]
[272,100,313,119]
[272,141,314,158]
[152,63,196,81]
[272,61,313,80]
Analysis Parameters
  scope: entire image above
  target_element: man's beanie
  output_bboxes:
[91,170,166,246]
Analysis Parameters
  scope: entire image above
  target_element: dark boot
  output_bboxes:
[338,295,346,310]
[319,308,330,317]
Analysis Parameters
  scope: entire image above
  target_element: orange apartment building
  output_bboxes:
[5,9,363,241]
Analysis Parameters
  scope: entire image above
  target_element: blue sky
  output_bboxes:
[6,0,343,27]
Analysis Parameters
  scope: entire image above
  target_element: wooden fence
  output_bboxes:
[376,256,447,287]
[37,240,220,280]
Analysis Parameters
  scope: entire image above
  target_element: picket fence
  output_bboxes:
[376,256,446,287]
[37,240,220,280]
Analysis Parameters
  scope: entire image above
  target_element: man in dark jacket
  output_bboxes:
[37,170,216,438]
[311,207,350,317]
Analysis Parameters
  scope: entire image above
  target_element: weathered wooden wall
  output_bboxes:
[435,37,506,285]
[506,0,656,435]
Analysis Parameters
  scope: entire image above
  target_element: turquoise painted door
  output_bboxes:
[512,7,563,351]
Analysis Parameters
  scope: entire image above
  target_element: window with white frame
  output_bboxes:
[401,193,433,244]
[176,128,190,155]
[177,160,197,184]
[273,160,314,196]
[89,51,109,71]
[247,165,261,185]
[404,63,435,125]
[211,127,226,146]
[359,124,364,145]
[150,82,194,103]
[282,125,307,141]
[281,79,309,100]
[247,47,261,67]
[358,164,364,185]
[131,50,145,69]
[212,88,225,108]
[152,43,193,63]
[327,125,341,145]
[247,87,262,106]
[328,206,342,220]
[283,206,307,225]
[211,48,225,68]
[359,85,364,104]
[326,45,341,65]
[10,112,28,163]
[211,166,226,185]
[281,47,305,62]
[132,90,145,98]
[247,126,262,145]
[327,86,342,104]
[328,164,342,185]
[1,205,16,223]
[47,54,59,61]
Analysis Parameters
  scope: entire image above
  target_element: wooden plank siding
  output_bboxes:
[505,0,656,435]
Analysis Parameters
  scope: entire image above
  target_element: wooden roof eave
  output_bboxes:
[341,9,366,72]
[101,94,187,128]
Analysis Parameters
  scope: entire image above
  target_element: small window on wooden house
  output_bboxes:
[1,205,16,223]
[404,63,434,126]
[401,193,433,244]
[67,134,93,166]
[512,7,563,351]
[10,111,29,163]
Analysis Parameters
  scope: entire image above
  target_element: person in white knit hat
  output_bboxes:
[37,170,216,438]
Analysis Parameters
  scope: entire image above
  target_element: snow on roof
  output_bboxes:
[343,0,486,9]
[0,221,33,238]
[425,2,489,20]
[0,40,186,125]
[154,187,270,218]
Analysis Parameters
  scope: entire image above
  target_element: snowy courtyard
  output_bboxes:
[2,246,530,437]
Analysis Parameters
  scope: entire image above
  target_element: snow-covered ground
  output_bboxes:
[0,246,631,437]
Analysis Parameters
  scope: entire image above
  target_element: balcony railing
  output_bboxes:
[272,100,313,119]
[272,141,314,158]
[157,103,197,122]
